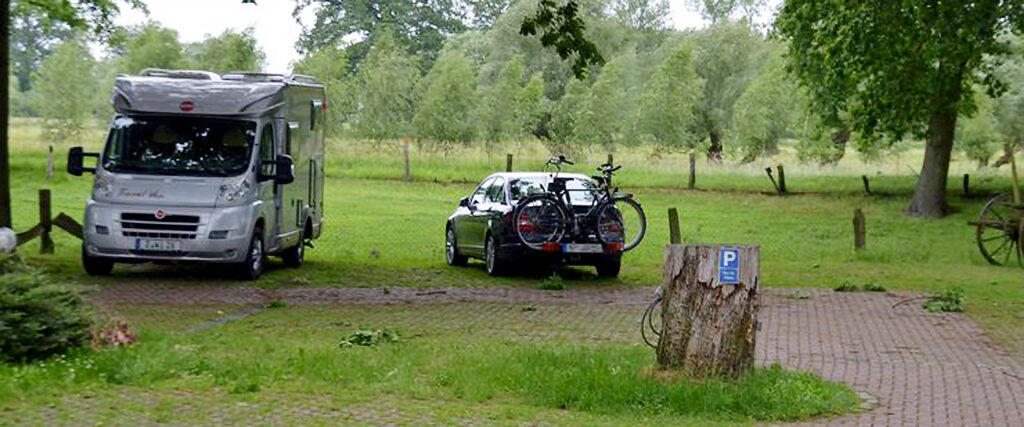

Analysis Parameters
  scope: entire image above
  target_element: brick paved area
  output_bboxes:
[82,285,1024,425]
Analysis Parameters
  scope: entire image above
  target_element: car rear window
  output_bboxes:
[509,176,596,204]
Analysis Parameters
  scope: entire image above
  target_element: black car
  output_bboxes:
[445,172,623,277]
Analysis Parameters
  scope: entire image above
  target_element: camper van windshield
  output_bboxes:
[103,116,256,177]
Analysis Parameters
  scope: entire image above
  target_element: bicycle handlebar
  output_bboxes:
[547,155,574,166]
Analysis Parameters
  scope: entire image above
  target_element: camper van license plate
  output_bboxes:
[562,243,604,254]
[135,239,180,252]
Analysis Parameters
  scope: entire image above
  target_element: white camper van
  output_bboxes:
[67,69,326,280]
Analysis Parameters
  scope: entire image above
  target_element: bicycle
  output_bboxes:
[512,156,647,252]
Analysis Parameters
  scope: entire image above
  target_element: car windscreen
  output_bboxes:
[509,176,596,204]
[102,115,256,177]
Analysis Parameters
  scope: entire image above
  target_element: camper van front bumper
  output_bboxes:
[83,200,257,263]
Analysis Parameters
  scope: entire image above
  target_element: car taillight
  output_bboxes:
[604,243,623,253]
[541,243,561,252]
[518,212,534,233]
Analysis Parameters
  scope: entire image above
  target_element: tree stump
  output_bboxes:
[657,244,759,378]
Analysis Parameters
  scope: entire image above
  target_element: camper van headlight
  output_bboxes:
[93,174,113,200]
[218,177,252,203]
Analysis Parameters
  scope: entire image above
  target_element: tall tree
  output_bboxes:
[692,21,764,161]
[637,41,702,151]
[729,48,800,162]
[992,35,1024,165]
[689,0,764,24]
[9,4,74,92]
[579,51,636,149]
[2,0,141,228]
[186,28,265,73]
[118,22,185,73]
[515,72,547,141]
[956,92,1001,168]
[611,0,669,32]
[33,37,98,146]
[353,29,420,142]
[468,0,512,29]
[293,46,351,139]
[413,49,477,145]
[547,77,588,153]
[294,0,467,71]
[476,57,525,145]
[777,1,1024,217]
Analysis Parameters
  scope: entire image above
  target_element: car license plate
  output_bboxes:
[562,243,604,254]
[135,239,180,252]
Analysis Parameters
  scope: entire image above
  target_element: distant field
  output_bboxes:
[6,117,1024,360]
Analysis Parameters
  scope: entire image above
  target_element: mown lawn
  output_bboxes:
[6,135,1024,358]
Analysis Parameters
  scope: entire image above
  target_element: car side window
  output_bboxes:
[259,124,275,177]
[486,177,505,204]
[470,178,492,205]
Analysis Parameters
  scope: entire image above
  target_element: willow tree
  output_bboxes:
[777,1,1024,218]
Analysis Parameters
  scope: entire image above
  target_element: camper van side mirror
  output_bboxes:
[459,197,469,207]
[275,154,295,185]
[67,147,97,176]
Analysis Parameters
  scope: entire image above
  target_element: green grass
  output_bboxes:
[6,121,1024,358]
[0,305,858,425]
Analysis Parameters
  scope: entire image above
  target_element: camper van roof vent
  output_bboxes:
[288,74,320,85]
[222,72,286,82]
[139,68,221,80]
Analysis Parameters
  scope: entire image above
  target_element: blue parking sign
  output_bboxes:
[719,249,740,284]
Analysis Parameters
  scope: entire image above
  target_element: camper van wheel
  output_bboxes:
[82,244,114,276]
[282,227,306,268]
[236,227,265,280]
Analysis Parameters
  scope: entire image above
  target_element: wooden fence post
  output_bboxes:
[1010,154,1020,205]
[402,139,411,181]
[688,154,696,189]
[39,189,53,254]
[658,244,759,377]
[962,174,970,198]
[46,146,54,181]
[506,153,513,172]
[861,175,872,196]
[776,164,787,195]
[668,208,681,244]
[607,153,613,165]
[853,208,866,250]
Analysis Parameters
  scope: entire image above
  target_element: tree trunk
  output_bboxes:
[1,0,11,228]
[707,130,723,162]
[657,244,760,378]
[826,126,850,164]
[908,109,957,217]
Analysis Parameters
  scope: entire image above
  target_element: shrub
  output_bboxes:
[923,287,965,313]
[0,268,92,363]
[339,329,400,348]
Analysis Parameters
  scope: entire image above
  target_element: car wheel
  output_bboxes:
[446,226,468,266]
[236,227,265,281]
[485,234,506,276]
[595,256,621,278]
[282,226,306,268]
[82,244,114,276]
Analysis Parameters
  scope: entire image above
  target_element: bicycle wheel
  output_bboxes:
[596,196,646,251]
[514,194,569,250]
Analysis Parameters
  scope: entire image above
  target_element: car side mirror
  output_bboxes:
[459,197,469,207]
[67,147,98,176]
[275,154,295,185]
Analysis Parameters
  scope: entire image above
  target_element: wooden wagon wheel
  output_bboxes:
[976,194,1023,266]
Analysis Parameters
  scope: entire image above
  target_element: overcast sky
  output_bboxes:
[111,1,719,73]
